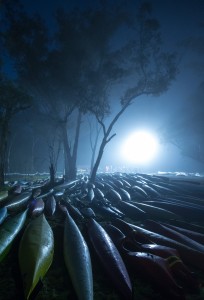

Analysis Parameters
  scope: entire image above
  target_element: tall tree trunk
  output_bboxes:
[90,139,98,175]
[6,137,13,175]
[88,118,101,175]
[61,110,82,181]
[68,159,77,181]
[62,122,71,181]
[90,138,106,183]
[62,110,82,180]
[0,121,9,187]
[67,109,82,180]
[49,162,55,186]
[48,138,61,185]
[31,136,36,174]
[0,159,5,187]
[90,101,130,183]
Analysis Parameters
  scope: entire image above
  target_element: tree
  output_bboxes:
[89,3,178,182]
[2,0,131,180]
[87,115,102,174]
[161,82,204,164]
[1,2,79,180]
[48,135,62,186]
[1,1,178,183]
[53,2,130,179]
[0,79,31,186]
[161,23,204,164]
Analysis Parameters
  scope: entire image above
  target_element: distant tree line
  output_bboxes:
[161,27,204,165]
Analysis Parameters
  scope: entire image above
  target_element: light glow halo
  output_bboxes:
[121,130,159,164]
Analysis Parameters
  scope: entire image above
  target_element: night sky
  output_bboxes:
[4,0,204,174]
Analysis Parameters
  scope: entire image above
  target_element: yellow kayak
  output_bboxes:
[18,214,54,299]
[0,190,8,201]
[0,190,8,206]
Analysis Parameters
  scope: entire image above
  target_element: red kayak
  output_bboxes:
[125,251,185,300]
[160,222,204,245]
[112,218,204,271]
[86,218,132,300]
[129,223,204,272]
[106,222,198,292]
[144,219,204,253]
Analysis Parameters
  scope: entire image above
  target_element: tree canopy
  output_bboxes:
[161,24,204,165]
[0,0,179,183]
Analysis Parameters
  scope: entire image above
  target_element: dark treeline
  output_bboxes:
[0,0,187,187]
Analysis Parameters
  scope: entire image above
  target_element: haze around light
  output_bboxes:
[120,130,159,165]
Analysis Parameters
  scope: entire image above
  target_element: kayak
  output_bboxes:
[128,223,204,271]
[0,209,27,262]
[63,210,93,300]
[5,192,32,212]
[143,200,204,220]
[112,218,204,271]
[53,180,80,192]
[18,214,54,300]
[28,198,45,218]
[44,194,56,217]
[105,188,123,203]
[115,200,146,220]
[86,217,132,299]
[117,187,131,202]
[144,219,204,253]
[130,202,183,220]
[61,200,84,221]
[91,202,124,219]
[125,251,184,299]
[8,184,22,195]
[168,219,204,235]
[0,206,7,225]
[0,190,8,203]
[104,223,198,293]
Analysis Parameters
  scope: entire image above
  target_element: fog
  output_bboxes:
[2,0,204,176]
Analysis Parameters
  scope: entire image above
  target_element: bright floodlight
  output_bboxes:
[121,130,159,164]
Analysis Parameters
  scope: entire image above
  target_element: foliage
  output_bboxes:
[161,82,204,163]
[89,2,179,182]
[0,1,179,181]
[161,25,204,164]
[0,79,31,115]
[0,77,31,186]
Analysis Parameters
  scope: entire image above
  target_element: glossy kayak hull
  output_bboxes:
[18,214,54,299]
[87,218,132,299]
[0,209,27,262]
[63,212,93,300]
